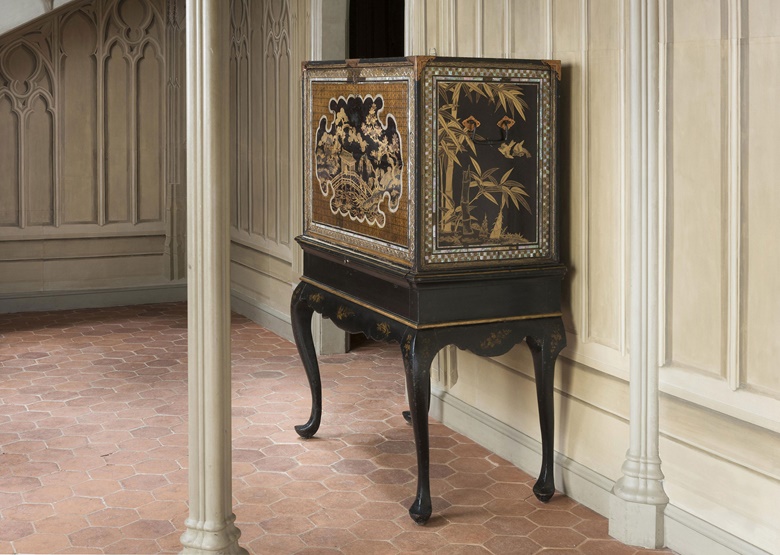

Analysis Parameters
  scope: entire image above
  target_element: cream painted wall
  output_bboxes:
[0,0,187,311]
[408,1,779,553]
[657,0,780,550]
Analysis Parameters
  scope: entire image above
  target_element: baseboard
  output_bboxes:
[664,505,771,555]
[230,290,294,343]
[0,283,187,314]
[429,385,770,555]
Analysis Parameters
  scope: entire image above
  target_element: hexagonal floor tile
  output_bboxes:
[0,304,674,555]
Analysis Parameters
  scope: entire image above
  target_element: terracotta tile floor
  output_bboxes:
[0,302,674,554]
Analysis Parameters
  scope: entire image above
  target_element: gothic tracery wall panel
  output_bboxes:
[229,0,293,258]
[0,95,18,225]
[0,0,171,232]
[230,0,250,232]
[26,94,55,226]
[60,9,98,223]
[103,0,167,224]
[227,0,308,339]
[0,0,185,294]
[0,37,57,228]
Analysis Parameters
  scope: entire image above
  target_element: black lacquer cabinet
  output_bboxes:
[291,56,566,524]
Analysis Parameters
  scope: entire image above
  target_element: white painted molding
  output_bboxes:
[725,0,743,392]
[660,365,780,434]
[0,284,186,314]
[404,0,413,55]
[441,0,455,56]
[475,0,483,57]
[546,0,553,58]
[657,0,669,366]
[618,0,629,358]
[561,334,631,382]
[309,0,322,60]
[502,0,511,57]
[579,0,591,344]
[430,386,770,555]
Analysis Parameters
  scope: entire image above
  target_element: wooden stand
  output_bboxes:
[291,260,566,524]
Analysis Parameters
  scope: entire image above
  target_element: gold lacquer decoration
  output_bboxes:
[437,80,534,248]
[308,293,324,304]
[315,94,404,229]
[461,115,481,131]
[336,306,355,320]
[376,322,391,338]
[497,116,516,130]
[403,335,412,356]
[480,329,512,350]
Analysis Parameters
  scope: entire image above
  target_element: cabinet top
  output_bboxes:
[303,56,562,82]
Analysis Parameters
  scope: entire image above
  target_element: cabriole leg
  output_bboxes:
[527,321,565,502]
[401,331,435,524]
[291,282,322,439]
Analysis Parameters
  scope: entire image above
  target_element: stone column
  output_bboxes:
[609,0,668,549]
[180,1,247,553]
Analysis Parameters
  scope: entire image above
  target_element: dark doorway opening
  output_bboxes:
[349,0,405,59]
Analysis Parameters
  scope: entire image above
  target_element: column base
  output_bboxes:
[609,493,665,549]
[180,517,248,555]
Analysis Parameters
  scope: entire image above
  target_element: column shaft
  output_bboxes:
[609,0,668,549]
[180,1,246,553]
